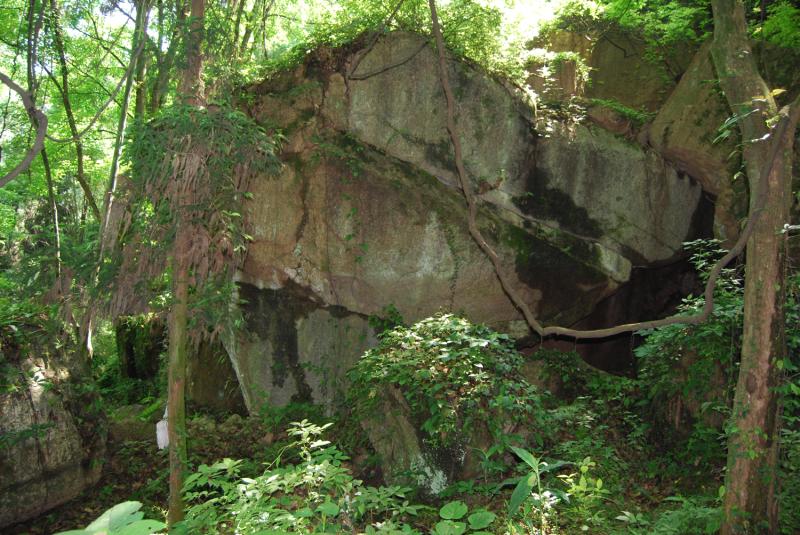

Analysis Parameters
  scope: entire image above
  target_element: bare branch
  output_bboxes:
[348,0,406,80]
[0,70,48,188]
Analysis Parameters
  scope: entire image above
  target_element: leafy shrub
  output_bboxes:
[178,419,428,534]
[634,240,742,466]
[778,273,800,533]
[348,313,543,450]
[635,496,722,535]
[760,1,800,49]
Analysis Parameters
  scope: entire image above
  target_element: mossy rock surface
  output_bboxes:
[230,31,709,411]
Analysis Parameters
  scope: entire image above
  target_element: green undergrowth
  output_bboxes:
[49,243,800,535]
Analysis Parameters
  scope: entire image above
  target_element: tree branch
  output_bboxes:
[0,71,47,188]
[347,0,406,80]
[50,0,101,220]
[45,36,146,144]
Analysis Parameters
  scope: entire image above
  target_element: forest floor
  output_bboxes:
[5,400,720,535]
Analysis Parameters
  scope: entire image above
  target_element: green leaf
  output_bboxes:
[538,460,571,474]
[85,502,145,532]
[433,520,467,535]
[439,500,468,520]
[510,446,538,470]
[467,510,496,529]
[115,519,167,535]
[508,477,533,515]
[316,501,340,516]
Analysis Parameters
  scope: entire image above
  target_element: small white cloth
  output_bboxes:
[156,407,168,450]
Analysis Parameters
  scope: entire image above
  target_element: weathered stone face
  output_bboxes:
[229,31,706,412]
[225,280,377,411]
[649,42,744,245]
[527,29,690,112]
[0,355,105,529]
[584,31,685,112]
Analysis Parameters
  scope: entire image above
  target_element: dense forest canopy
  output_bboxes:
[1,0,800,533]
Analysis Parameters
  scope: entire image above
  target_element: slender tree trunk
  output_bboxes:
[133,0,150,120]
[167,225,189,525]
[103,0,147,229]
[238,0,259,57]
[710,0,800,532]
[149,0,185,114]
[167,0,204,525]
[26,0,61,277]
[50,0,101,221]
[41,148,61,277]
[231,0,245,60]
[177,0,204,104]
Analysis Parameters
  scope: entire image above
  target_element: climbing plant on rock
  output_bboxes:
[109,105,281,336]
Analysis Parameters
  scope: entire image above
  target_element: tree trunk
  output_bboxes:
[167,227,189,525]
[149,0,186,114]
[710,0,800,532]
[82,0,150,362]
[133,0,150,120]
[103,0,147,230]
[177,0,205,105]
[167,0,204,525]
[26,0,61,279]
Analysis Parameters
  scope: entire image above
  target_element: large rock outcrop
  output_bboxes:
[227,32,707,412]
[528,29,799,246]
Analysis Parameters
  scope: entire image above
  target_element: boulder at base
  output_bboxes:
[0,350,105,528]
